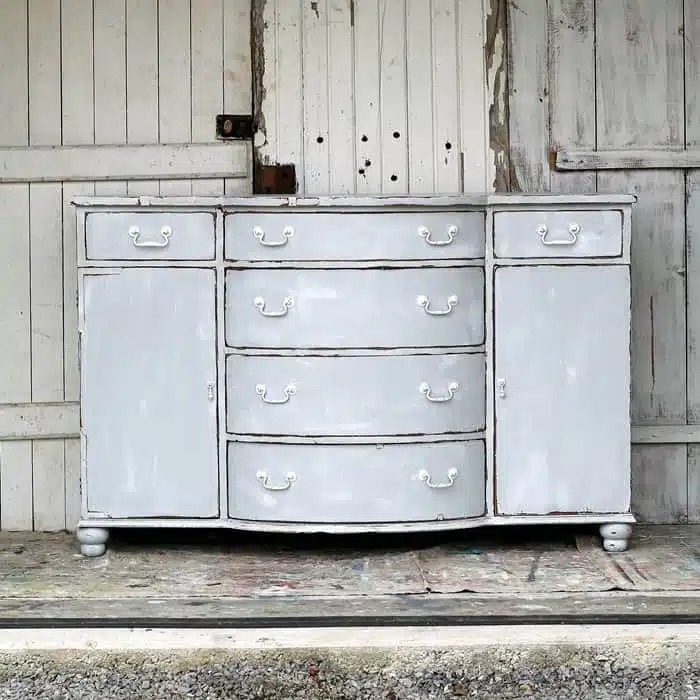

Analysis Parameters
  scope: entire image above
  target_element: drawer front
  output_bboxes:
[225,211,485,261]
[226,353,485,436]
[225,267,484,348]
[493,210,623,258]
[85,212,215,260]
[228,440,486,522]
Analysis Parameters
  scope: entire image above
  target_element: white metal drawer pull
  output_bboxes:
[252,225,294,247]
[128,225,172,248]
[536,222,580,246]
[255,383,296,404]
[256,470,297,491]
[418,224,458,246]
[419,381,459,402]
[416,294,458,315]
[254,296,295,317]
[418,468,458,489]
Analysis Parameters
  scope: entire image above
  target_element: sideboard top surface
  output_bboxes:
[71,193,637,211]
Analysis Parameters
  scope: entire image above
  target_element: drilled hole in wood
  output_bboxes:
[361,135,368,142]
[390,174,398,182]
[317,136,324,143]
[393,131,400,139]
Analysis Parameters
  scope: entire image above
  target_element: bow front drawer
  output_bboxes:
[225,267,484,349]
[226,352,485,437]
[228,440,486,522]
[493,210,623,258]
[225,211,485,261]
[85,212,216,260]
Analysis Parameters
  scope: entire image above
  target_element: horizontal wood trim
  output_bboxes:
[0,143,250,183]
[0,404,696,445]
[631,424,700,445]
[0,403,79,440]
[555,148,700,171]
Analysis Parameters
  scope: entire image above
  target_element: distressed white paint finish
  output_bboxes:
[258,0,488,195]
[0,0,252,531]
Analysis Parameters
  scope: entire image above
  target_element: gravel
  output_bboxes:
[0,644,699,699]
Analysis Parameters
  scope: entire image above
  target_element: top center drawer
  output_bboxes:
[224,211,485,261]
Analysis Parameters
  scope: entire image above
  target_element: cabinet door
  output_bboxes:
[494,265,631,515]
[81,268,218,518]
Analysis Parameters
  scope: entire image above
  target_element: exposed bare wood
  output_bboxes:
[485,0,509,192]
[557,148,700,171]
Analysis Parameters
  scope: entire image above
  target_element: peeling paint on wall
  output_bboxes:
[485,0,512,192]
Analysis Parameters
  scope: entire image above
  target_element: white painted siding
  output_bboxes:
[257,0,488,195]
[0,0,252,531]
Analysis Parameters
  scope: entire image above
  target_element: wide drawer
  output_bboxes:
[85,212,216,260]
[493,210,623,258]
[225,211,485,261]
[226,353,485,436]
[225,267,484,349]
[227,440,486,522]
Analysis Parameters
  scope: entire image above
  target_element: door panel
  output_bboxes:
[494,265,631,515]
[81,268,218,517]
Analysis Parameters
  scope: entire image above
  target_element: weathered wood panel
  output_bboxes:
[548,0,596,194]
[506,0,693,522]
[596,0,687,523]
[0,0,33,531]
[507,0,549,192]
[685,0,700,521]
[257,0,488,195]
[0,0,252,531]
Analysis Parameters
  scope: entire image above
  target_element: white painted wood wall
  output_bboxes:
[0,0,252,531]
[256,0,489,195]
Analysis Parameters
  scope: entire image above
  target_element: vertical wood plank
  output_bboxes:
[0,0,32,526]
[379,0,408,193]
[353,0,382,194]
[126,0,160,196]
[64,438,81,530]
[191,0,224,196]
[62,0,97,529]
[406,0,435,193]
[159,0,193,196]
[94,0,128,196]
[432,0,461,193]
[548,0,596,194]
[28,0,67,531]
[302,0,331,195]
[0,0,31,411]
[685,0,700,521]
[223,0,252,194]
[633,447,689,523]
[457,0,487,192]
[327,0,355,194]
[507,0,549,192]
[597,0,687,522]
[62,0,95,401]
[0,442,33,531]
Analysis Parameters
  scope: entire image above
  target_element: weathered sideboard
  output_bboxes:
[73,193,635,556]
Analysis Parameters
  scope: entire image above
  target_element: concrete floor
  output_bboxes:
[0,524,698,625]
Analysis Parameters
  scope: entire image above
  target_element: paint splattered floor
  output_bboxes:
[0,525,698,622]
